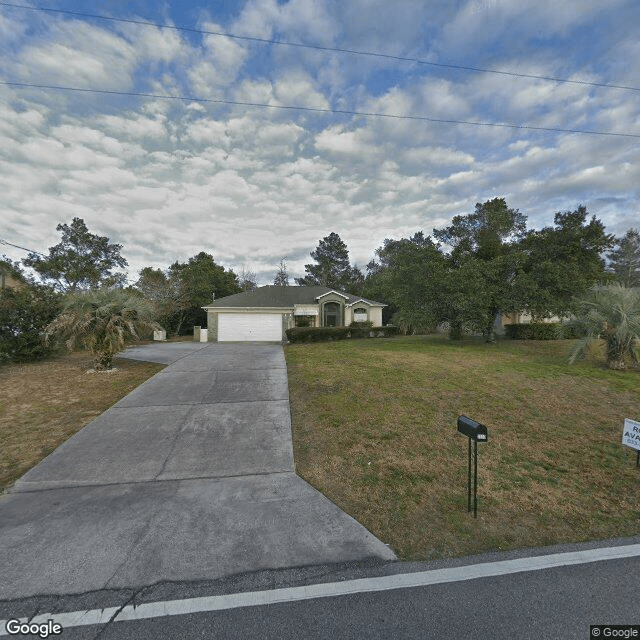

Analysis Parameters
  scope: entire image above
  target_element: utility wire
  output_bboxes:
[2,80,639,138]
[1,1,639,93]
[0,238,46,256]
[0,238,137,283]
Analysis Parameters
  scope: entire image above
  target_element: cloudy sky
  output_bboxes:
[1,0,639,285]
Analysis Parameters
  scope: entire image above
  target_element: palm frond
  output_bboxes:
[569,283,640,368]
[45,288,163,369]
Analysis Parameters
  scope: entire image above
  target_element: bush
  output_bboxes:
[504,323,582,340]
[0,285,62,363]
[349,320,374,328]
[45,288,161,370]
[286,325,399,343]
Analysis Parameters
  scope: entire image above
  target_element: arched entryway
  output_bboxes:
[323,302,340,326]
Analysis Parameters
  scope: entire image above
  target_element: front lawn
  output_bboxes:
[0,351,164,491]
[285,335,640,560]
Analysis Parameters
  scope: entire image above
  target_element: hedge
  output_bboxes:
[285,325,399,343]
[504,323,582,340]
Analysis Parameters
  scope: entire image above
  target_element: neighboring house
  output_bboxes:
[0,261,26,292]
[203,285,386,342]
[495,311,565,334]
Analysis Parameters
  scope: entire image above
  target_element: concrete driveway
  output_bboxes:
[1,343,395,600]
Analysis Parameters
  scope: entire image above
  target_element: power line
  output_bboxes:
[2,1,639,93]
[0,238,138,283]
[0,238,46,256]
[2,80,640,139]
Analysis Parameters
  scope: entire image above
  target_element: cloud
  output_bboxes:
[14,20,137,90]
[274,69,330,109]
[440,0,630,58]
[187,21,249,97]
[232,0,338,44]
[314,125,379,158]
[1,0,638,285]
[96,113,168,139]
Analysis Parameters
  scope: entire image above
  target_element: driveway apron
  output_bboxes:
[0,343,395,599]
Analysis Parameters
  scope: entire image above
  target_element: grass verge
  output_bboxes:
[285,335,640,560]
[1,351,164,490]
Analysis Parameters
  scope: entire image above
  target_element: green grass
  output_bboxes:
[285,335,640,560]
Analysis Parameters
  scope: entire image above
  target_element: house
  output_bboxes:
[202,285,386,342]
[0,260,26,292]
[496,311,565,334]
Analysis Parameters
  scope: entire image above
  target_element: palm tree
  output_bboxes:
[569,283,640,370]
[45,288,162,370]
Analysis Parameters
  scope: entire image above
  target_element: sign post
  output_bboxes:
[622,418,640,468]
[457,416,488,518]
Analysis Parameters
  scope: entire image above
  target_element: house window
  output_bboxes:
[353,307,368,322]
[323,302,340,327]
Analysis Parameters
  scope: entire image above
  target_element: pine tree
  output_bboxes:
[295,232,356,290]
[23,218,128,292]
[607,228,640,288]
[273,259,289,286]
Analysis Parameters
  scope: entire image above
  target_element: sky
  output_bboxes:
[1,0,639,286]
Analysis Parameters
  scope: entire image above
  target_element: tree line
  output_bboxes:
[293,199,640,341]
[1,202,639,366]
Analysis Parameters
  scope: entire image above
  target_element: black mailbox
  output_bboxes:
[457,415,488,442]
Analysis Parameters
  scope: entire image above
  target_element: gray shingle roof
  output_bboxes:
[203,285,385,308]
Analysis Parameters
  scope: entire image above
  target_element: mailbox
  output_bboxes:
[457,415,488,442]
[457,415,488,517]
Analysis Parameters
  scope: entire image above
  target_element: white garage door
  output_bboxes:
[217,313,283,342]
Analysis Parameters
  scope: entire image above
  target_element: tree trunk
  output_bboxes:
[449,320,463,340]
[95,350,114,370]
[174,312,185,337]
[483,309,497,343]
[605,334,626,369]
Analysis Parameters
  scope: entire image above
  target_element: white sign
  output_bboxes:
[622,418,640,451]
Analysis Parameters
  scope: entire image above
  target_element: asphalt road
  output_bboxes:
[3,538,639,640]
[3,342,638,638]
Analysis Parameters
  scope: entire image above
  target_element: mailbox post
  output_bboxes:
[457,416,488,518]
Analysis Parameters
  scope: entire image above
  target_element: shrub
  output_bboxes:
[568,283,640,369]
[45,288,162,370]
[0,285,62,364]
[286,325,399,343]
[504,323,582,340]
[349,320,374,328]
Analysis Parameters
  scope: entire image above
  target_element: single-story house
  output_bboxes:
[0,261,26,292]
[202,285,386,342]
[496,311,565,333]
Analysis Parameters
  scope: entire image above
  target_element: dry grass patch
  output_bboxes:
[1,351,164,490]
[286,335,640,560]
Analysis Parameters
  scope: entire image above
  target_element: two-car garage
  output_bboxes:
[216,313,283,342]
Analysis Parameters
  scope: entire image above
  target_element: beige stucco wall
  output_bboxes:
[346,304,383,327]
[500,311,563,326]
[369,307,383,326]
[344,306,353,326]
